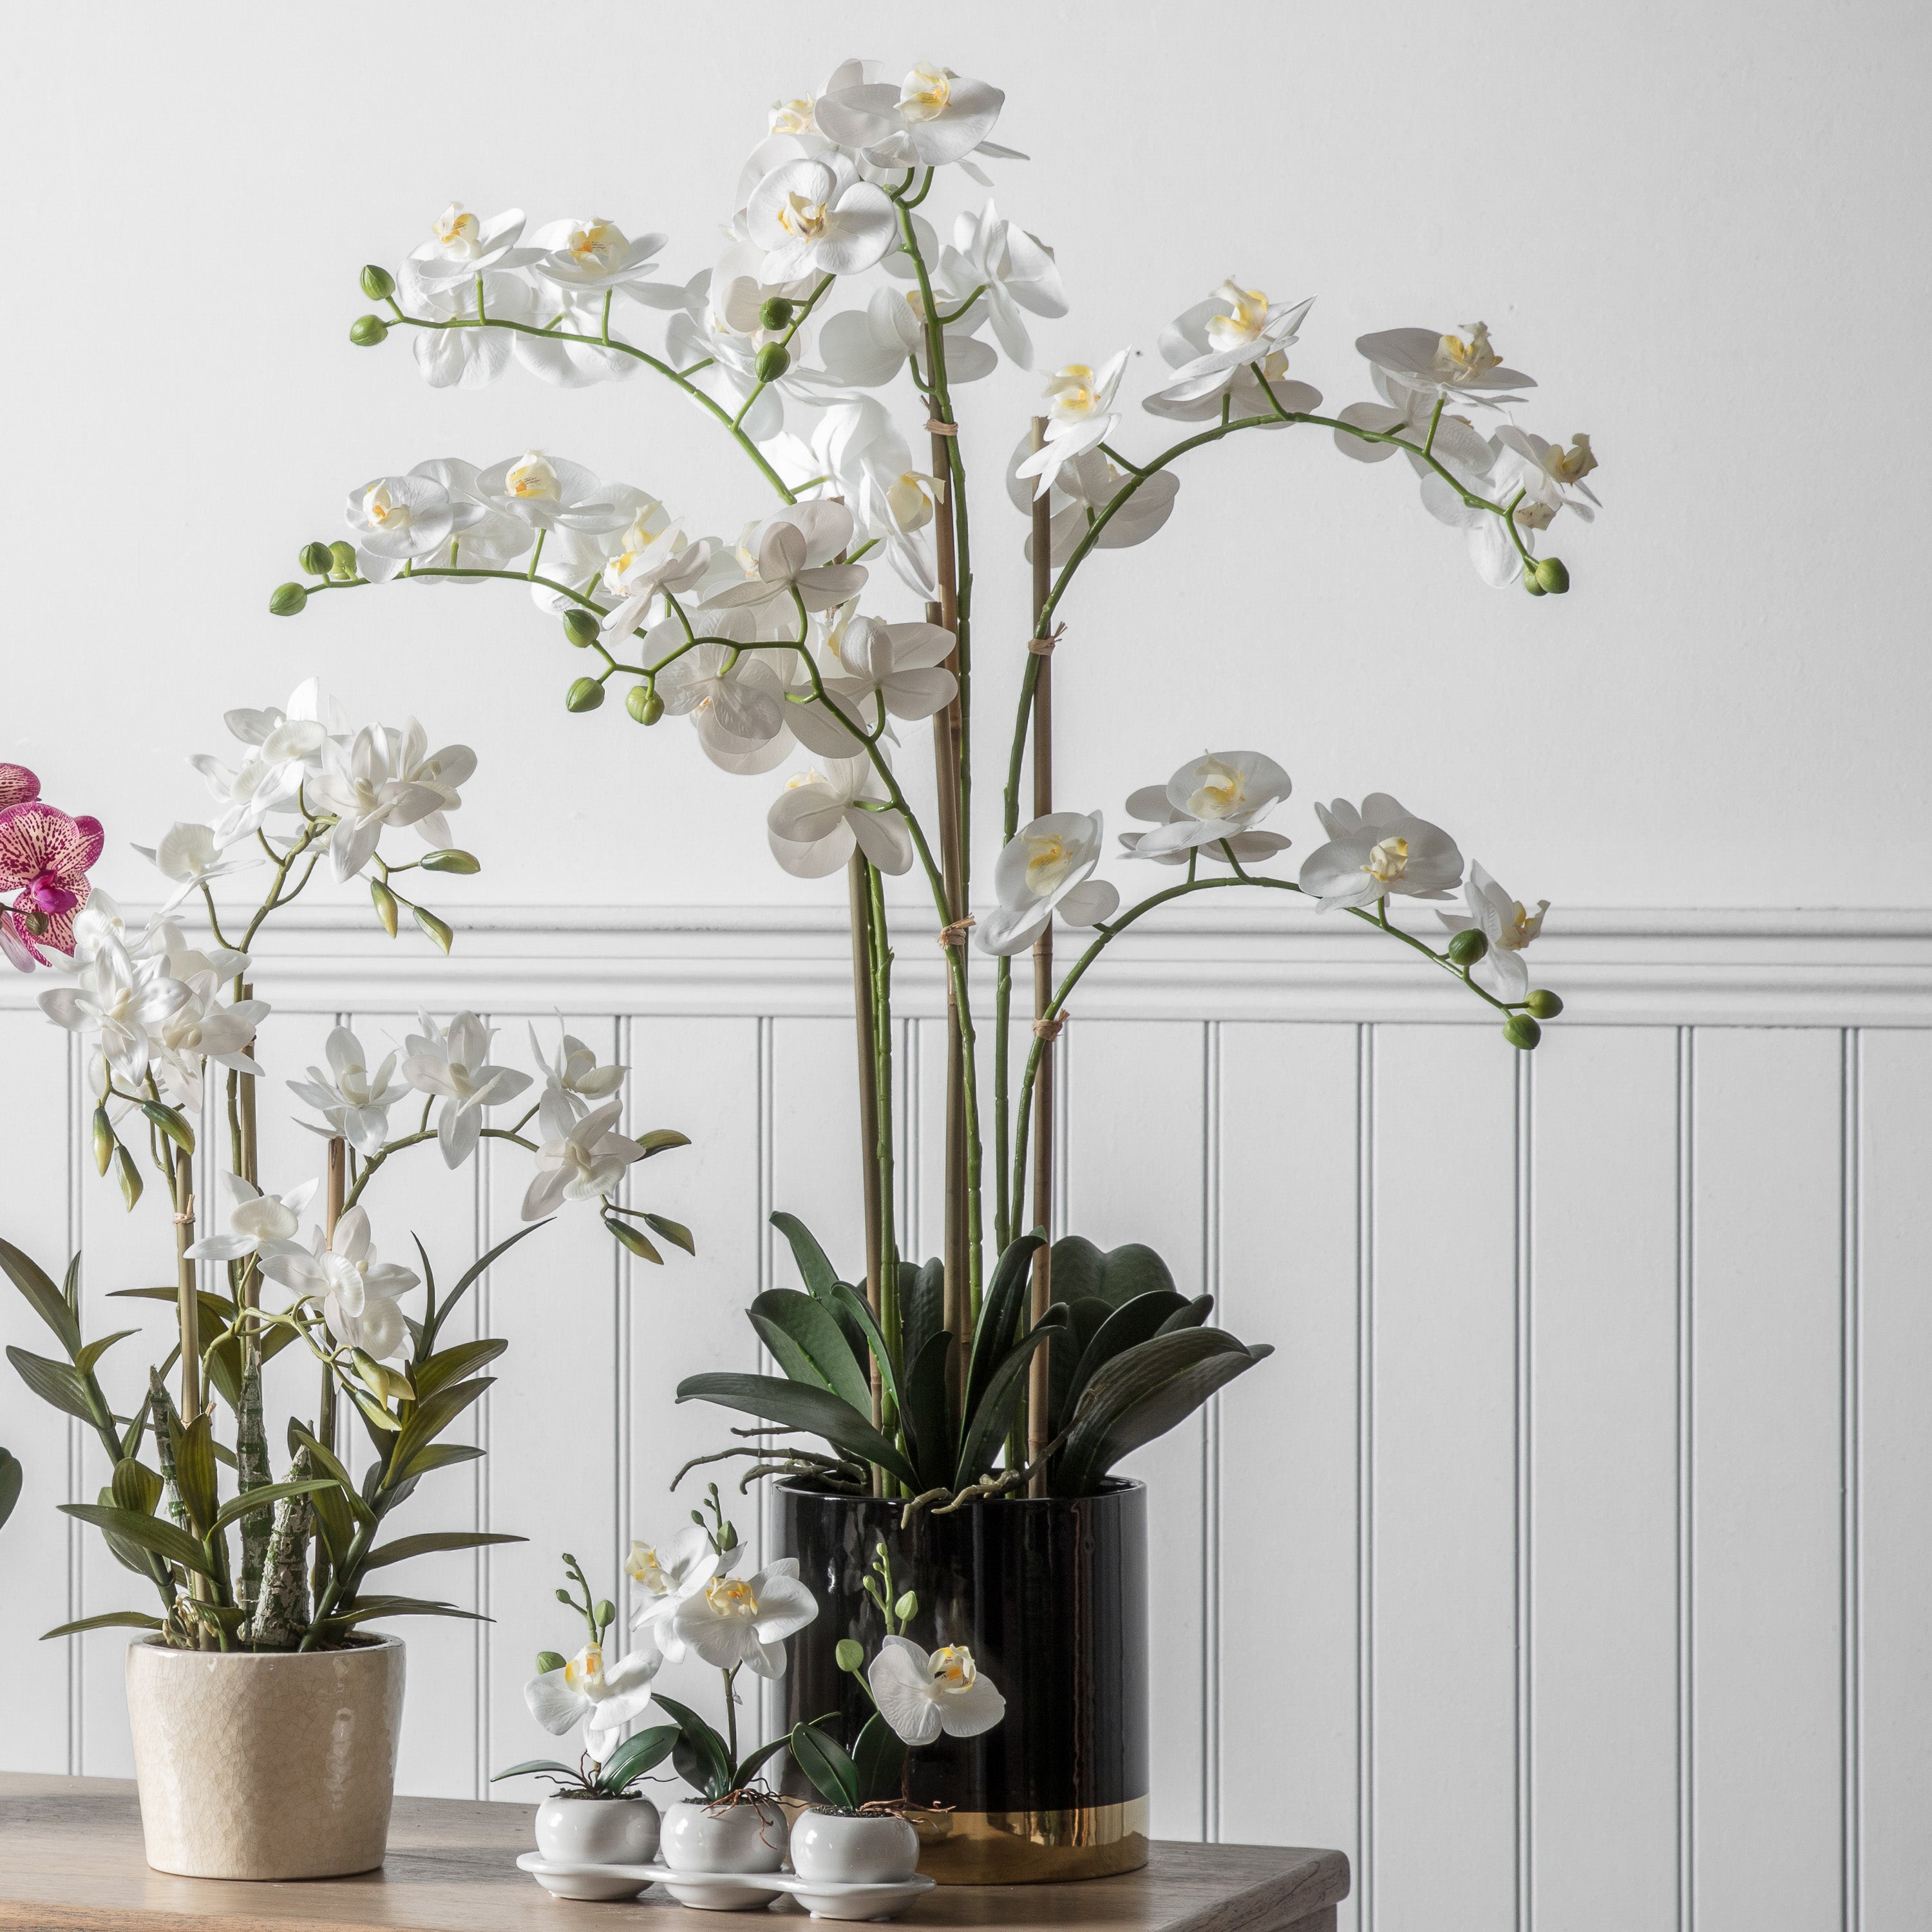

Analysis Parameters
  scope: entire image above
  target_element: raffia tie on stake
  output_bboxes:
[1027,623,1066,657]
[924,419,959,436]
[937,916,976,947]
[171,1198,196,1226]
[1032,1011,1068,1043]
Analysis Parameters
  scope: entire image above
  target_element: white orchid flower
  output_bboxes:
[1298,794,1464,911]
[149,971,270,1108]
[627,1524,737,1656]
[402,1012,533,1169]
[522,1095,646,1220]
[746,153,898,282]
[598,525,714,641]
[1004,436,1180,567]
[1119,786,1291,868]
[1355,322,1535,410]
[345,470,488,584]
[384,717,476,849]
[828,617,958,723]
[525,216,669,296]
[815,59,1019,171]
[475,451,628,536]
[652,625,794,776]
[530,1021,627,1125]
[702,501,868,616]
[526,1638,665,1765]
[37,934,188,1085]
[937,201,1066,368]
[131,822,256,913]
[307,726,444,880]
[405,204,541,289]
[1128,752,1293,860]
[790,397,943,600]
[193,677,341,839]
[1439,863,1550,1001]
[767,757,913,879]
[396,261,535,388]
[401,459,535,574]
[867,1635,1007,1745]
[976,810,1117,956]
[185,1171,319,1264]
[669,1557,817,1678]
[287,1025,406,1155]
[260,1205,418,1362]
[1013,352,1132,500]
[812,283,996,389]
[538,486,670,593]
[1146,283,1323,423]
[509,284,646,389]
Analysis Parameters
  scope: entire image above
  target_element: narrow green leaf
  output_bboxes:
[962,1233,1044,1437]
[73,1329,140,1379]
[769,1211,842,1300]
[0,1448,21,1530]
[41,1610,164,1640]
[8,1347,101,1425]
[851,1711,908,1807]
[289,1425,377,1526]
[207,1478,341,1539]
[411,1336,508,1403]
[748,1289,873,1414]
[635,1128,691,1158]
[318,1596,489,1631]
[598,1723,679,1794]
[61,1501,214,1577]
[109,1458,163,1517]
[424,1222,549,1352]
[174,1412,219,1533]
[361,1530,526,1570]
[0,1239,81,1356]
[789,1721,860,1811]
[404,1442,486,1473]
[387,1376,493,1485]
[675,1373,917,1490]
[641,1213,696,1256]
[900,1331,954,1493]
[955,1318,1062,1488]
[490,1759,577,1783]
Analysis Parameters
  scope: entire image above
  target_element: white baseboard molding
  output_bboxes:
[5,904,1930,1026]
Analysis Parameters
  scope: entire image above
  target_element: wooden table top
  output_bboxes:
[0,1776,1349,1932]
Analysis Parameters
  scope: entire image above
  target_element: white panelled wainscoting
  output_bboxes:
[4,904,1930,1932]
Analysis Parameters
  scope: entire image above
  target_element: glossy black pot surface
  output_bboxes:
[775,1479,1148,1882]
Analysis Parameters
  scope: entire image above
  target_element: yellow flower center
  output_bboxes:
[564,1645,605,1692]
[886,471,937,531]
[900,62,953,122]
[705,1577,759,1620]
[625,1543,668,1595]
[1432,323,1502,383]
[785,769,824,791]
[565,219,626,269]
[1022,833,1075,894]
[433,205,479,255]
[927,1645,978,1691]
[362,482,404,528]
[769,97,816,135]
[1184,758,1247,821]
[1363,836,1410,883]
[1548,434,1596,485]
[1043,364,1099,422]
[777,191,830,242]
[506,451,560,500]
[1205,279,1269,350]
[1504,900,1549,949]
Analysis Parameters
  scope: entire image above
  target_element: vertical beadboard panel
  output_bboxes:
[1061,1018,1208,1843]
[770,1017,869,1289]
[1215,1022,1361,1929]
[0,1012,75,1771]
[911,1014,948,1270]
[1853,1028,1932,1931]
[1370,1024,1519,1931]
[1690,1028,1845,1932]
[1528,1026,1681,1929]
[481,1016,622,1799]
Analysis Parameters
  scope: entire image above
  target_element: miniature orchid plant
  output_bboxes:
[277,52,1588,1504]
[2,685,693,1651]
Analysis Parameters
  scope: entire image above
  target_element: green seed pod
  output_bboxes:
[1503,1014,1542,1051]
[91,1106,115,1178]
[348,314,389,347]
[754,342,790,383]
[413,905,454,954]
[299,541,334,577]
[563,608,601,649]
[1533,556,1571,595]
[116,1148,144,1213]
[565,677,607,714]
[835,1638,866,1673]
[360,264,397,301]
[1445,927,1488,967]
[626,684,665,725]
[268,582,308,617]
[593,1599,616,1631]
[328,540,358,579]
[420,849,481,875]
[370,877,399,938]
[1526,989,1564,1020]
[758,296,795,330]
[536,1650,568,1676]
[1521,566,1547,596]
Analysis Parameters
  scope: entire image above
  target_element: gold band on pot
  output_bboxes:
[904,1797,1150,1885]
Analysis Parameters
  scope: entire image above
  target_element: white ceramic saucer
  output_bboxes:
[514,1852,936,1918]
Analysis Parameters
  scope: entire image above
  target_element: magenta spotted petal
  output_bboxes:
[0,800,97,961]
[0,764,39,810]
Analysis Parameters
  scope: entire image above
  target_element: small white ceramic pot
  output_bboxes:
[535,1791,661,1865]
[659,1795,790,1909]
[790,1808,921,1884]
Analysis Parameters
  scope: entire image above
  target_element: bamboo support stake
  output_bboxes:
[319,1135,345,1455]
[172,1146,201,1426]
[848,853,885,1438]
[1027,417,1056,1492]
[929,571,969,1421]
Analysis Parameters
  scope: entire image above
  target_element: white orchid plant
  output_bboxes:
[2,684,693,1651]
[276,53,1586,1508]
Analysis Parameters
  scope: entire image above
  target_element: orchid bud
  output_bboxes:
[605,1216,661,1261]
[626,685,663,725]
[554,1587,573,1605]
[719,1519,737,1549]
[536,1650,567,1676]
[421,849,480,874]
[268,582,308,616]
[360,264,396,301]
[1445,928,1488,967]
[413,906,453,954]
[1503,1014,1542,1051]
[299,541,334,578]
[91,1107,114,1178]
[115,1148,144,1213]
[835,1638,866,1672]
[759,296,795,330]
[140,1099,195,1155]
[895,1590,918,1620]
[565,677,605,714]
[370,878,399,938]
[328,540,358,579]
[1520,567,1546,597]
[1526,989,1564,1019]
[755,343,790,383]
[593,1599,616,1630]
[1533,556,1571,595]
[563,609,600,649]
[348,314,389,346]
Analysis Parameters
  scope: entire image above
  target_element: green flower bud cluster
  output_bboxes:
[627,685,663,725]
[299,540,334,578]
[330,540,357,580]
[1522,556,1571,596]
[1504,1014,1541,1050]
[1445,927,1488,967]
[1525,989,1563,1019]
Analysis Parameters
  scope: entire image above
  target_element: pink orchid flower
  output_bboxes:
[0,780,105,971]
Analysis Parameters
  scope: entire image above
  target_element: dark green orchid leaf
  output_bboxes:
[676,1373,918,1490]
[851,1710,907,1806]
[790,1720,860,1811]
[961,1232,1043,1435]
[8,1347,100,1425]
[1048,1236,1176,1311]
[1061,1290,1190,1422]
[0,1239,80,1356]
[899,1331,954,1493]
[361,1530,526,1569]
[956,1314,1064,1488]
[749,1289,872,1414]
[41,1609,164,1640]
[61,1501,213,1577]
[900,1257,945,1374]
[598,1723,681,1794]
[0,1448,21,1531]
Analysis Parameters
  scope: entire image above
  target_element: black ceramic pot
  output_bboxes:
[775,1477,1148,1884]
